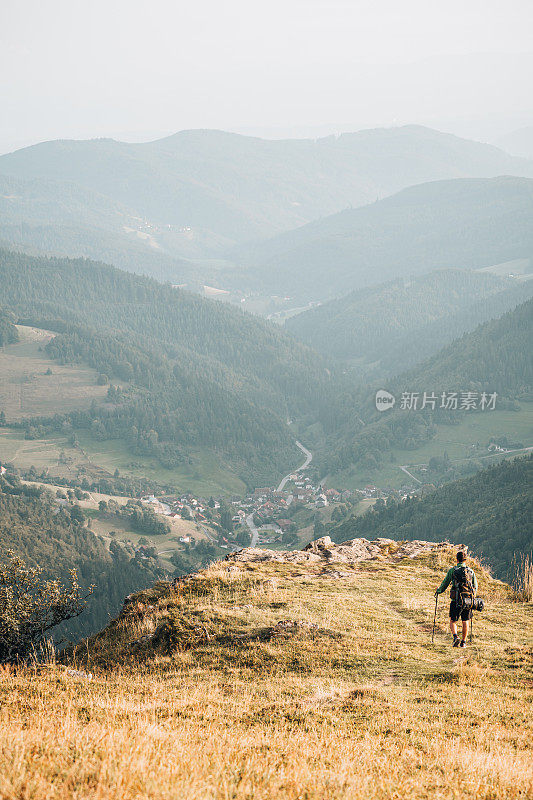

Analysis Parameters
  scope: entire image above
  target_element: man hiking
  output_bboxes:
[435,551,478,647]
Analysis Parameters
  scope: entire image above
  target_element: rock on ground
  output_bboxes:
[226,536,461,566]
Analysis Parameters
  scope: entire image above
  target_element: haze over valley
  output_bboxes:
[1,2,532,797]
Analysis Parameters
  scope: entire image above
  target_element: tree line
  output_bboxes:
[329,454,532,579]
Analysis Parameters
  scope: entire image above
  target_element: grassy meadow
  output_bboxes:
[329,402,533,490]
[76,432,248,497]
[1,545,531,799]
[0,325,107,420]
[0,426,247,497]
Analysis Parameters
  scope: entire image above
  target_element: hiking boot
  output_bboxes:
[460,640,467,648]
[453,636,460,647]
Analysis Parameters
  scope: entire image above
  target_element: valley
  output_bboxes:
[1,14,533,798]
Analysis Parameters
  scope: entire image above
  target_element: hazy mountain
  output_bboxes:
[322,299,533,482]
[286,269,533,374]
[497,126,533,160]
[1,125,532,267]
[397,297,533,398]
[231,177,533,301]
[0,174,198,283]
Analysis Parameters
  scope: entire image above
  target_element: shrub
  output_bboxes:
[0,553,93,664]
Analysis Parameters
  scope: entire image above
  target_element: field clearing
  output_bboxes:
[19,478,132,508]
[76,432,247,496]
[14,473,214,563]
[330,403,533,490]
[0,429,84,475]
[0,325,107,420]
[15,475,214,558]
[0,428,247,497]
[0,429,105,483]
[88,510,209,550]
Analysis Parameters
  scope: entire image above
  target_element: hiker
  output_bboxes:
[435,551,478,647]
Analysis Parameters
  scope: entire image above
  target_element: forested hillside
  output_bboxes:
[0,308,18,346]
[329,455,532,579]
[1,126,532,266]
[0,174,196,284]
[286,269,533,372]
[0,476,164,639]
[397,297,533,397]
[0,249,346,487]
[321,299,533,479]
[232,177,533,301]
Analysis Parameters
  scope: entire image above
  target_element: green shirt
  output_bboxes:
[437,565,478,596]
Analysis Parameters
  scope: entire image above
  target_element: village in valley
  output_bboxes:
[4,429,522,570]
[1,451,434,567]
[134,467,425,558]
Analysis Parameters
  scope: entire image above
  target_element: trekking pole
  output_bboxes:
[432,593,438,642]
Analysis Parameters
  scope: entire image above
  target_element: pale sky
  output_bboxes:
[1,0,533,153]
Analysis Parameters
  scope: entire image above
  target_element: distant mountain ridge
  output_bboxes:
[1,125,532,274]
[231,176,533,301]
[497,126,533,160]
[0,173,198,284]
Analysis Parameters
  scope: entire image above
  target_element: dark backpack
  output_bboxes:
[452,565,475,610]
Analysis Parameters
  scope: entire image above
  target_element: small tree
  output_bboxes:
[0,553,93,664]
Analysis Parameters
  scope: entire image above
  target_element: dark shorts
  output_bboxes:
[450,601,472,623]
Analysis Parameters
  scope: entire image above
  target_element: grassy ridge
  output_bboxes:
[1,545,531,799]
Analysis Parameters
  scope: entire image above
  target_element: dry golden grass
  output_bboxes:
[512,555,533,602]
[0,325,107,421]
[0,547,532,799]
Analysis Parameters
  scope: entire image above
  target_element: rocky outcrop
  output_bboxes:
[226,536,460,566]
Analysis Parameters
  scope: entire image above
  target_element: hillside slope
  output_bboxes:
[330,456,533,579]
[286,269,533,371]
[321,299,533,486]
[0,307,18,346]
[0,479,164,640]
[0,174,195,283]
[0,249,347,488]
[1,539,531,799]
[397,297,533,396]
[1,126,532,264]
[232,177,533,301]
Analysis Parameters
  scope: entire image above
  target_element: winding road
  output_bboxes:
[245,512,260,548]
[277,440,313,492]
[246,440,313,548]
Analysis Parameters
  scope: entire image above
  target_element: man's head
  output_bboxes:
[456,551,466,563]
